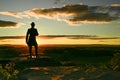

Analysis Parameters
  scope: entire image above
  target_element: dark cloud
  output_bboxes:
[66,5,120,24]
[89,5,120,16]
[28,4,89,18]
[0,20,20,28]
[88,37,120,40]
[68,13,115,23]
[67,35,120,40]
[40,35,97,39]
[0,4,119,25]
[27,4,120,24]
[0,35,119,40]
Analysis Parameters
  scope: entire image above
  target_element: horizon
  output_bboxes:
[0,35,120,45]
[0,0,120,45]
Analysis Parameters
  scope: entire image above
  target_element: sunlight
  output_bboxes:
[30,67,40,71]
[0,39,26,45]
[0,37,120,45]
[37,37,120,45]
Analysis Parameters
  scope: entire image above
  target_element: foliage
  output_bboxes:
[0,62,19,80]
[110,53,120,65]
[109,53,120,70]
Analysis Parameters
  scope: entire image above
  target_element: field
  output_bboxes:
[0,44,120,80]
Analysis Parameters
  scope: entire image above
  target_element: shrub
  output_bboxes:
[0,62,19,80]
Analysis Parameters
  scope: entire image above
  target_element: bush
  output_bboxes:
[109,53,120,70]
[0,62,19,80]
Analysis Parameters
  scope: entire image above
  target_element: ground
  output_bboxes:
[0,45,120,80]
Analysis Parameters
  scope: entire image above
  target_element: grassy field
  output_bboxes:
[0,44,120,80]
[0,44,119,64]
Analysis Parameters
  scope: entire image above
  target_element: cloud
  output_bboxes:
[67,13,112,24]
[0,35,119,40]
[111,4,120,7]
[25,4,89,20]
[0,20,21,28]
[0,4,119,25]
[0,11,22,18]
[0,36,25,40]
[0,11,29,18]
[25,4,120,24]
[66,35,120,40]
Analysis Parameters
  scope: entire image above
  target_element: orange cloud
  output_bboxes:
[0,11,29,18]
[111,4,120,7]
[0,11,23,18]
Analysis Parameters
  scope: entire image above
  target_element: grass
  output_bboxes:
[0,44,120,80]
[0,44,119,63]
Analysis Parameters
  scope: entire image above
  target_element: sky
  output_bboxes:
[0,0,120,45]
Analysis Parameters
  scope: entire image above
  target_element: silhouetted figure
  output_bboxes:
[26,22,39,59]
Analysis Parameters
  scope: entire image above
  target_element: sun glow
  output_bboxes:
[0,37,120,45]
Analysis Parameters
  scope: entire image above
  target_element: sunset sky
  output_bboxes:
[0,0,120,45]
